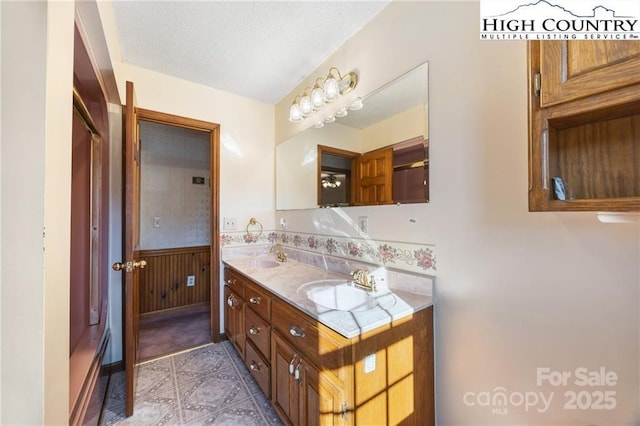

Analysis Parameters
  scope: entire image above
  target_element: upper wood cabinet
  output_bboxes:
[528,40,640,212]
[540,41,640,107]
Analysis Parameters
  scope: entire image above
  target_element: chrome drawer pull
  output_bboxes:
[289,326,305,338]
[249,326,260,335]
[294,362,302,381]
[289,354,297,374]
[249,361,260,372]
[249,296,261,304]
[227,295,234,307]
[226,278,236,285]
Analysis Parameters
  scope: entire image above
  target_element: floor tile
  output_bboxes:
[100,341,282,426]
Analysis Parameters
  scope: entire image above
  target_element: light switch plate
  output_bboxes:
[186,275,195,287]
[358,216,368,234]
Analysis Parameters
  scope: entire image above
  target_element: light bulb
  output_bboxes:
[311,86,325,109]
[289,102,303,122]
[299,94,313,116]
[323,77,340,102]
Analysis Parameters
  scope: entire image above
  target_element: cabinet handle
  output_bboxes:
[289,354,298,374]
[294,362,302,381]
[249,326,260,335]
[249,296,261,304]
[227,295,234,307]
[249,361,260,372]
[289,326,305,338]
[226,278,236,285]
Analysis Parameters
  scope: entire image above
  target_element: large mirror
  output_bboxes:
[276,62,428,210]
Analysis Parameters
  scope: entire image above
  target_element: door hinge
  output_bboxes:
[534,72,541,97]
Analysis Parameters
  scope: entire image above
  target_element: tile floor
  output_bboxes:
[100,341,282,425]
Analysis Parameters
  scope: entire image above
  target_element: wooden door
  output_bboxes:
[540,41,640,107]
[353,147,393,205]
[120,81,145,416]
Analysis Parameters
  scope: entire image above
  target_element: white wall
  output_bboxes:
[139,121,211,250]
[1,1,74,424]
[275,2,640,424]
[116,62,276,233]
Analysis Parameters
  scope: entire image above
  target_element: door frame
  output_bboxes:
[135,107,221,342]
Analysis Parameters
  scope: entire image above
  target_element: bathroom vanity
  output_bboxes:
[222,247,435,425]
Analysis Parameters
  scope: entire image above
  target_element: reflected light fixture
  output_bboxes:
[335,108,348,118]
[321,174,342,188]
[288,67,358,123]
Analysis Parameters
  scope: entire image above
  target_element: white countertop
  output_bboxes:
[221,246,433,338]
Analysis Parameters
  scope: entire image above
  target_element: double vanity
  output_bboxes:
[222,245,435,425]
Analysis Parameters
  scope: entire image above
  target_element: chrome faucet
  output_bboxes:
[270,243,287,263]
[351,268,377,292]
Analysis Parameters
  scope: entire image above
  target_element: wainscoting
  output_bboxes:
[136,245,211,314]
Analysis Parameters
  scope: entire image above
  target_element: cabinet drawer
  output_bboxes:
[245,307,270,361]
[245,340,270,398]
[224,268,245,299]
[271,299,346,372]
[245,280,271,320]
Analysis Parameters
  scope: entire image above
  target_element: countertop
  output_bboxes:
[221,246,433,338]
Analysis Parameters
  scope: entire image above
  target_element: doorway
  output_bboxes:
[133,110,220,362]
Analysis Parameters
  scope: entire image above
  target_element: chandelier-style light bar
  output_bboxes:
[321,174,342,188]
[288,67,360,124]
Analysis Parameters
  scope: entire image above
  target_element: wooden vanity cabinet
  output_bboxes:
[271,297,350,425]
[244,280,272,397]
[272,331,348,426]
[528,40,640,211]
[223,267,435,425]
[223,271,245,358]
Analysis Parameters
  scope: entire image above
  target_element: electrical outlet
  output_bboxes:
[364,354,376,373]
[186,275,195,287]
[153,217,161,228]
[223,217,237,230]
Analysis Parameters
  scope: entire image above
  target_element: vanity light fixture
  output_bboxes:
[311,79,326,109]
[288,96,303,122]
[299,88,314,117]
[288,67,358,123]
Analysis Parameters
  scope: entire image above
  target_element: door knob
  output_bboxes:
[112,260,147,272]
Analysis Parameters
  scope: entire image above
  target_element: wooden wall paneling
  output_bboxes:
[137,246,211,314]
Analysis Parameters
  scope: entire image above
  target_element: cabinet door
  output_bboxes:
[300,360,348,426]
[540,41,640,107]
[352,147,393,205]
[224,286,245,358]
[271,332,300,425]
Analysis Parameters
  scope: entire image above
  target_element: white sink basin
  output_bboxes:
[250,259,280,268]
[298,279,378,312]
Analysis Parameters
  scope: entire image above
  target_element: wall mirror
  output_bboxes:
[276,62,429,210]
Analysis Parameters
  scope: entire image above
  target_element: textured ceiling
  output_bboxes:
[111,1,390,104]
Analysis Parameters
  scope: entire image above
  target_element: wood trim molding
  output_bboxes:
[136,245,210,258]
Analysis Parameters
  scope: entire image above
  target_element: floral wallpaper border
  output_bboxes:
[220,230,436,275]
